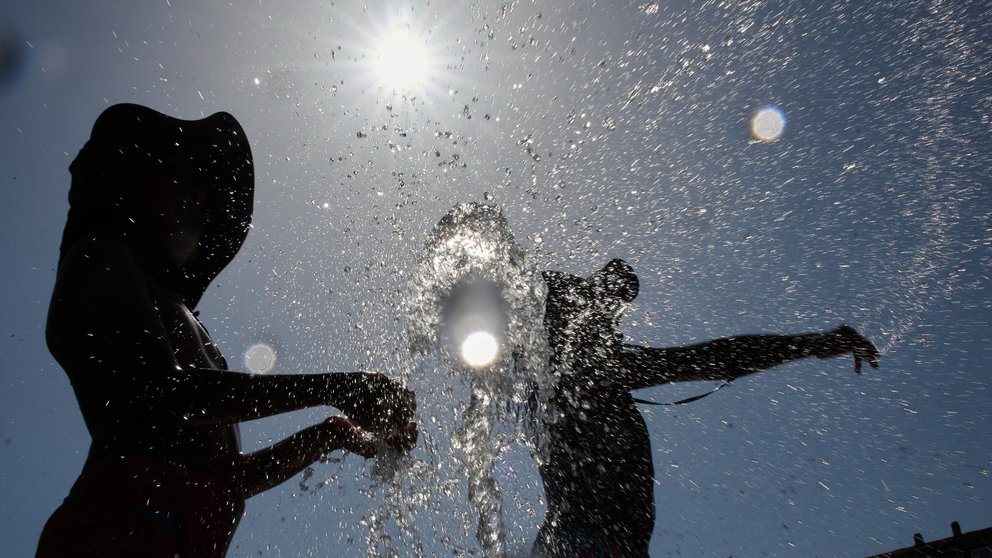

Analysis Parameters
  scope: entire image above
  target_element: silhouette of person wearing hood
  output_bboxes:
[534,259,879,558]
[37,104,416,558]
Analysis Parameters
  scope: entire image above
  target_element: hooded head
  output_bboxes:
[61,103,254,308]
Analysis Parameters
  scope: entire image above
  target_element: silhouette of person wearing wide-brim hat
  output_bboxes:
[38,104,417,557]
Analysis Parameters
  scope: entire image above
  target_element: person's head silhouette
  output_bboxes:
[61,103,254,307]
[39,104,416,558]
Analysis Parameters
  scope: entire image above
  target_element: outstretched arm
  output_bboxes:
[113,367,410,428]
[616,326,879,391]
[241,418,369,498]
[241,417,419,498]
[47,234,414,428]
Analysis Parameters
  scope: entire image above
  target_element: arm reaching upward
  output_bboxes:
[617,326,879,391]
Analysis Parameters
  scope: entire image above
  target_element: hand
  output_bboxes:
[321,416,377,458]
[330,372,416,433]
[321,417,418,457]
[815,325,880,373]
[384,422,419,454]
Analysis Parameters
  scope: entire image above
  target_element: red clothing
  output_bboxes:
[36,456,244,558]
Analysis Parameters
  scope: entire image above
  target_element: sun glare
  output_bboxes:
[461,331,499,368]
[374,28,430,90]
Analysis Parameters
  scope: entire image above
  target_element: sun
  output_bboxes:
[373,27,431,90]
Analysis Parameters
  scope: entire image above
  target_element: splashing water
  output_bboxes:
[368,203,554,557]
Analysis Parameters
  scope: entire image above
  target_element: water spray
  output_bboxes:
[370,203,553,557]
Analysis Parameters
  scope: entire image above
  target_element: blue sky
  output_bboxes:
[0,1,989,556]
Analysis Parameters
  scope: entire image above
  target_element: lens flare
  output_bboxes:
[461,331,499,368]
[244,342,277,374]
[751,106,786,141]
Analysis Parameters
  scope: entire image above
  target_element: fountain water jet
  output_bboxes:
[368,203,554,557]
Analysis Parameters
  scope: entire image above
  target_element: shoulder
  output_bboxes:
[48,233,174,367]
[52,233,153,316]
[47,235,133,362]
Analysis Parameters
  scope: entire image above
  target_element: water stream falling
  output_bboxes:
[368,203,554,557]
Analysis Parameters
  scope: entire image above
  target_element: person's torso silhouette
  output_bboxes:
[534,259,879,557]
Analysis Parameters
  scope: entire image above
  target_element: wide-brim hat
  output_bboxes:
[62,103,254,308]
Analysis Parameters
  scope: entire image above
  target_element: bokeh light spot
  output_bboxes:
[751,106,786,141]
[245,342,277,374]
[460,331,498,368]
[0,29,27,92]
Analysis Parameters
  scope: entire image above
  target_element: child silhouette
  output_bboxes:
[535,259,878,557]
[38,104,416,558]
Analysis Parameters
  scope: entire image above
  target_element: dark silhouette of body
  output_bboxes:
[38,104,415,558]
[534,259,879,557]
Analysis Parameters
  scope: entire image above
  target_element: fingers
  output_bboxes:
[853,335,880,371]
[343,427,378,459]
[396,387,417,423]
[868,344,881,367]
[385,422,419,453]
[324,415,419,459]
[831,325,881,373]
[375,377,417,429]
[324,416,377,458]
[338,373,416,431]
[859,346,880,369]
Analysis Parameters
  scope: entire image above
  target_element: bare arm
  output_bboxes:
[616,326,879,391]
[241,417,419,498]
[240,417,373,498]
[47,234,413,427]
